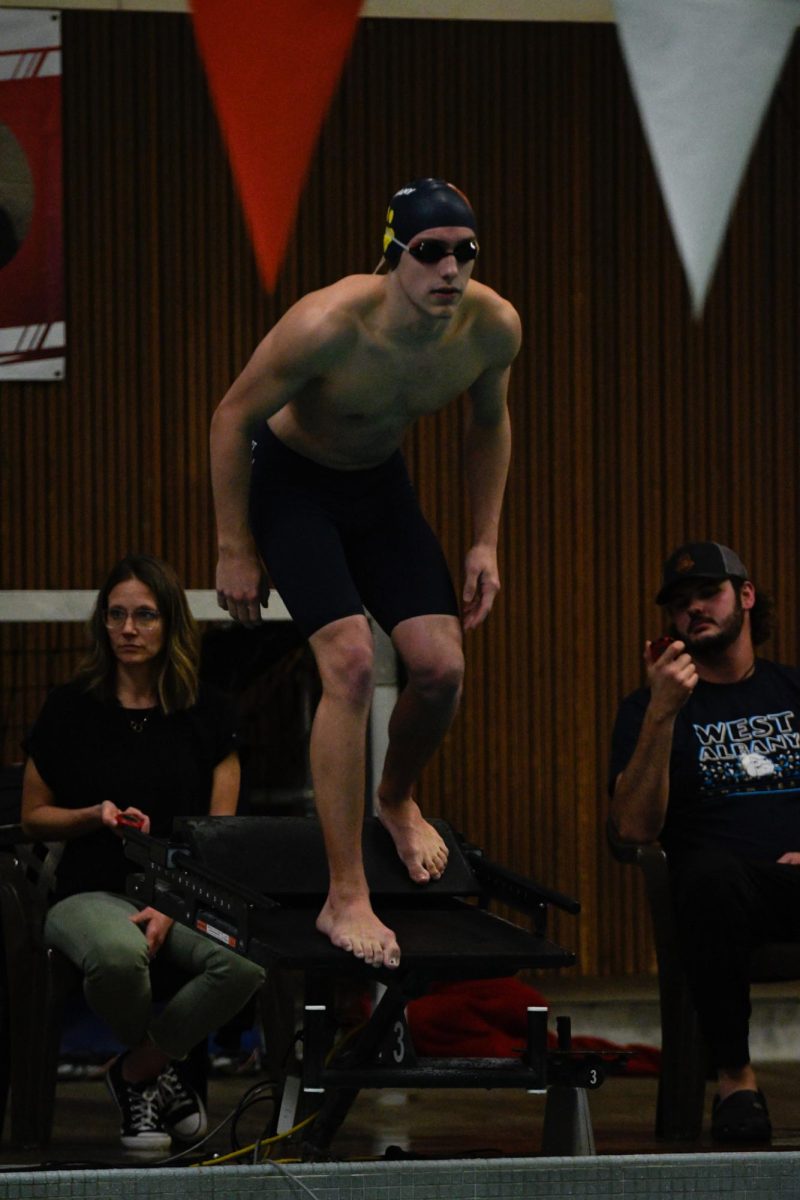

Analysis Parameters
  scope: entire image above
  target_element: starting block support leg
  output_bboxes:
[541,1086,596,1156]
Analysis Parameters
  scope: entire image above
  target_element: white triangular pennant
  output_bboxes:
[614,0,798,316]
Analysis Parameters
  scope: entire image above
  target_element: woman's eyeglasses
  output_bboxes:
[394,237,479,265]
[104,607,162,629]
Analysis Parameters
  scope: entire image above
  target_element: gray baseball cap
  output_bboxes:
[655,542,749,605]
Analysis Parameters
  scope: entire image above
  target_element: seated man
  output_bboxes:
[609,540,800,1144]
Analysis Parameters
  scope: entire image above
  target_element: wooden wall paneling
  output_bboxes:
[6,386,23,584]
[744,96,799,663]
[771,76,800,665]
[499,29,556,901]
[543,24,574,902]
[0,379,11,581]
[155,16,206,580]
[588,37,641,975]
[72,15,102,572]
[562,27,600,967]
[155,18,188,574]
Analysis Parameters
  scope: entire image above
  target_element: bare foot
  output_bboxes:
[376,797,449,883]
[316,894,401,968]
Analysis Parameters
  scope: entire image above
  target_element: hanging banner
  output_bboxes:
[190,0,362,292]
[0,8,64,380]
[614,0,798,317]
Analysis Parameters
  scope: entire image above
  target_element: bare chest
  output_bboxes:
[316,338,483,422]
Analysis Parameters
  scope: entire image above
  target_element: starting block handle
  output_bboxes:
[302,1004,328,1093]
[464,851,581,917]
[525,1006,548,1087]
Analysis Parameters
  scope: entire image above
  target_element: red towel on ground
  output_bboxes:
[405,977,661,1076]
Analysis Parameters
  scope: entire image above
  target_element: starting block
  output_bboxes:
[124,816,617,1157]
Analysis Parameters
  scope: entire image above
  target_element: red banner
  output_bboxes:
[0,9,64,380]
[191,0,362,292]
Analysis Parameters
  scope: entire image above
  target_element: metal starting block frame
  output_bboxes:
[124,816,616,1157]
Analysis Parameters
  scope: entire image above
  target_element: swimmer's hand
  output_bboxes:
[216,548,269,627]
[462,544,500,631]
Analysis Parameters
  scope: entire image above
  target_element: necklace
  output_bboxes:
[119,701,158,733]
[738,659,756,682]
[115,685,158,731]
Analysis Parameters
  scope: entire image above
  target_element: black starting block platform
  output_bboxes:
[124,816,616,1157]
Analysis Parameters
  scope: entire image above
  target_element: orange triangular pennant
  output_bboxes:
[190,0,362,291]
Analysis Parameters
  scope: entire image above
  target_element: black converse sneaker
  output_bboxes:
[157,1061,208,1142]
[105,1055,171,1151]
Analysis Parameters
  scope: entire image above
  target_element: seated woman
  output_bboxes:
[21,554,265,1151]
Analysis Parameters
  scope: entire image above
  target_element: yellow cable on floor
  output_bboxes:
[198,1018,368,1166]
[197,1110,320,1166]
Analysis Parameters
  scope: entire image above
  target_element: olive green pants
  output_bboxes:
[45,891,265,1060]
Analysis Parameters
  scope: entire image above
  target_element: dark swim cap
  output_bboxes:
[382,178,477,267]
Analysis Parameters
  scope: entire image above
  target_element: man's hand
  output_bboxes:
[777,852,800,865]
[130,906,174,957]
[462,545,500,631]
[645,639,698,719]
[216,549,269,627]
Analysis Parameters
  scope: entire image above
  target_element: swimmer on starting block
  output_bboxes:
[210,178,521,969]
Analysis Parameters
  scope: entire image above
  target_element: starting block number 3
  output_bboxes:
[392,1019,406,1063]
[376,1014,417,1067]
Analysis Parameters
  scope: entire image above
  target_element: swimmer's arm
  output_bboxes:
[461,378,511,629]
[211,300,349,550]
[461,304,520,630]
[210,302,354,623]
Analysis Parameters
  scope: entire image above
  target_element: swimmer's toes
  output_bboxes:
[361,942,379,966]
[384,945,401,969]
[409,861,432,884]
[429,846,448,870]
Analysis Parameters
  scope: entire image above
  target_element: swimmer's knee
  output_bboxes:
[392,617,465,704]
[408,645,465,703]
[312,617,375,707]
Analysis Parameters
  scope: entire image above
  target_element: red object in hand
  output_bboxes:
[115,812,144,830]
[649,635,674,662]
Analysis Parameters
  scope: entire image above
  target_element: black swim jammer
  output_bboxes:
[249,425,459,637]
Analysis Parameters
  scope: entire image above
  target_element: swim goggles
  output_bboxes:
[392,237,479,265]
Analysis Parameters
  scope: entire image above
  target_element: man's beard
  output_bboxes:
[669,597,745,662]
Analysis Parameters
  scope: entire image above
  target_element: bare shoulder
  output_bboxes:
[272,274,383,363]
[226,276,385,406]
[464,281,522,366]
